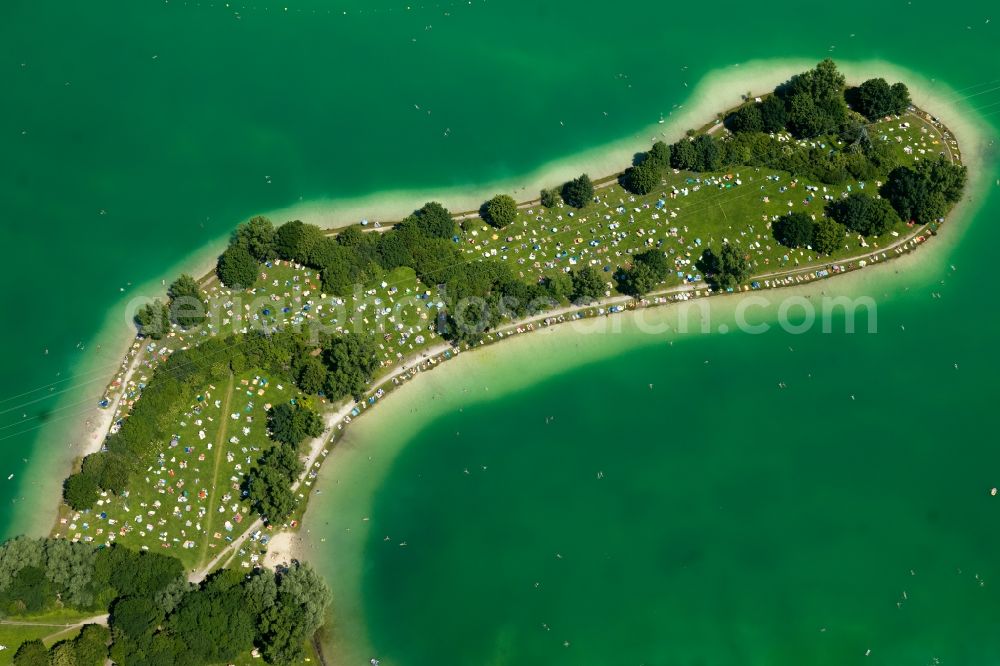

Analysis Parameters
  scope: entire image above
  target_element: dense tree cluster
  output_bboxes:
[235,216,279,262]
[274,220,325,264]
[13,625,109,666]
[881,156,967,225]
[671,134,722,172]
[215,215,280,288]
[217,242,259,288]
[668,123,900,187]
[1,537,181,616]
[539,188,558,208]
[267,402,323,448]
[2,538,331,666]
[621,141,672,195]
[671,60,924,185]
[726,95,789,135]
[696,244,751,290]
[646,140,672,168]
[167,274,206,328]
[62,471,101,512]
[109,561,329,666]
[561,174,594,208]
[320,332,381,400]
[438,259,552,344]
[850,78,911,120]
[725,61,847,139]
[622,159,661,195]
[569,266,607,303]
[214,202,476,304]
[716,61,918,187]
[770,211,848,255]
[826,193,901,236]
[244,444,303,523]
[134,300,170,339]
[772,212,815,249]
[255,562,330,664]
[542,271,573,301]
[616,249,672,295]
[812,218,846,255]
[399,201,457,239]
[779,58,849,138]
[481,194,518,228]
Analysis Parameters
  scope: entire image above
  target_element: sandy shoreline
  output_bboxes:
[11,57,994,551]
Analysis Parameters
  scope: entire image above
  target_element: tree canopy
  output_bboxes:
[780,58,848,138]
[167,274,206,328]
[671,134,722,172]
[623,159,660,195]
[647,141,671,168]
[481,194,518,228]
[246,461,297,524]
[134,300,170,339]
[401,201,456,239]
[274,220,324,265]
[322,332,380,400]
[812,218,846,255]
[267,402,323,448]
[697,244,751,290]
[217,242,259,288]
[235,216,278,262]
[63,472,100,511]
[3,536,333,666]
[617,249,671,295]
[759,95,789,133]
[570,266,606,303]
[561,174,594,208]
[258,563,331,665]
[772,212,815,248]
[12,640,48,666]
[165,571,256,663]
[543,272,573,301]
[881,156,967,225]
[852,78,911,120]
[826,193,901,236]
[726,103,764,134]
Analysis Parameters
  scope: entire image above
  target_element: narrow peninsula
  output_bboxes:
[0,60,968,665]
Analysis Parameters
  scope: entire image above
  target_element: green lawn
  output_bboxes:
[0,608,98,664]
[56,370,301,570]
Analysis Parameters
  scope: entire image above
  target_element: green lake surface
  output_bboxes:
[2,0,999,663]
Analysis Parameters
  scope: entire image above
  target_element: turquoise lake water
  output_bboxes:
[2,0,999,662]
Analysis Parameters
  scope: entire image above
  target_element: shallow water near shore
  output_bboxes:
[2,0,1000,662]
